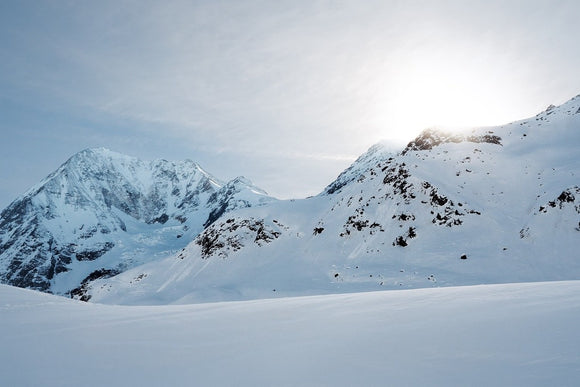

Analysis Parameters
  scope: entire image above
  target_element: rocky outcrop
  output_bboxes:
[402,128,502,154]
[196,217,285,259]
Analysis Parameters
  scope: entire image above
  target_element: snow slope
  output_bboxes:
[0,148,274,296]
[1,281,579,387]
[89,96,580,304]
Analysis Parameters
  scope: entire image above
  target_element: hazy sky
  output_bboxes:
[1,0,580,207]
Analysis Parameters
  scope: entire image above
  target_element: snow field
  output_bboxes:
[1,280,579,386]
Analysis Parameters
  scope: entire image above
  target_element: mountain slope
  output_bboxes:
[0,148,274,295]
[89,95,580,305]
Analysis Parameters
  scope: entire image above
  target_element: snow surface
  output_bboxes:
[1,281,579,386]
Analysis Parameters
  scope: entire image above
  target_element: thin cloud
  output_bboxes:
[1,1,580,206]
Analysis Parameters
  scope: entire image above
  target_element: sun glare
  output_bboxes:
[371,62,522,144]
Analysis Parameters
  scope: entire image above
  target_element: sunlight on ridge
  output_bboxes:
[372,62,525,144]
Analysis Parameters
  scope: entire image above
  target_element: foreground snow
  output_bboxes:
[1,281,579,386]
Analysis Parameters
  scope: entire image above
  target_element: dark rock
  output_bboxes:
[75,242,115,261]
[558,191,575,203]
[69,268,120,301]
[394,236,408,247]
[148,213,169,224]
[403,129,502,155]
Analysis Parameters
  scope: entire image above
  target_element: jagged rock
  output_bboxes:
[402,128,502,154]
[69,268,120,301]
[196,217,283,259]
[558,190,575,203]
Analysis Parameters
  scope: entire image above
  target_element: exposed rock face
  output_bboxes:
[402,128,502,154]
[196,217,284,259]
[0,148,274,294]
[69,268,120,301]
[540,187,580,214]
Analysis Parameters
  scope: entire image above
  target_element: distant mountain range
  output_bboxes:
[1,95,579,304]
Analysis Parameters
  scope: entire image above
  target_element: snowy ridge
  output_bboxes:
[88,95,580,305]
[0,148,274,295]
[323,142,395,195]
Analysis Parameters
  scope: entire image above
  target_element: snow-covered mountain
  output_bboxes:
[0,148,274,296]
[87,96,580,304]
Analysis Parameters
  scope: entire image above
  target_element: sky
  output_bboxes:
[1,0,580,208]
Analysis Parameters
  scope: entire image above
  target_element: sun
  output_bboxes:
[370,61,524,145]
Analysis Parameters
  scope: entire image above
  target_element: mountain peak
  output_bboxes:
[71,147,129,161]
[323,142,395,195]
[227,176,269,196]
[0,149,274,294]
